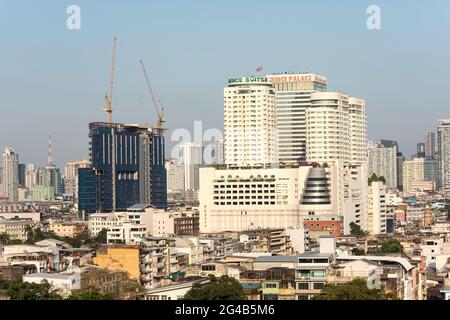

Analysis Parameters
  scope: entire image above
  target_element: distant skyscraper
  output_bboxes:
[396,152,405,191]
[2,147,19,202]
[374,140,403,190]
[165,159,185,193]
[38,167,62,196]
[224,76,277,166]
[205,139,224,165]
[18,164,25,187]
[64,160,90,199]
[180,142,203,191]
[78,122,167,215]
[25,164,38,190]
[266,73,327,163]
[368,141,398,190]
[416,143,425,158]
[425,132,436,159]
[402,157,439,193]
[438,119,450,191]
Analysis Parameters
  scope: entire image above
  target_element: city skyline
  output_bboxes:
[1,1,450,168]
[2,1,450,303]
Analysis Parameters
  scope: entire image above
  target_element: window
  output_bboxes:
[297,270,310,279]
[297,282,309,290]
[313,283,324,290]
[311,270,326,278]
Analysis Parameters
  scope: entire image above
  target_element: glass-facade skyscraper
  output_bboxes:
[266,73,327,163]
[78,122,167,217]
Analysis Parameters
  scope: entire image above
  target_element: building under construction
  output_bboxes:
[78,122,167,217]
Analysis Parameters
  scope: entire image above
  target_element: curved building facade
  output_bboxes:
[301,167,331,205]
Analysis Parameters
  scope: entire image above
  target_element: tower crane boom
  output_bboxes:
[139,59,165,130]
[104,37,117,123]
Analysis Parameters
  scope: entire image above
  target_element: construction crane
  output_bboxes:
[139,59,165,133]
[103,37,117,212]
[104,37,117,123]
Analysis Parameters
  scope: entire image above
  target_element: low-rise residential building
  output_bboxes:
[238,228,292,255]
[186,261,243,280]
[0,211,40,222]
[107,222,147,245]
[386,192,404,206]
[174,236,204,265]
[303,215,342,239]
[240,252,332,300]
[23,271,81,298]
[173,212,199,236]
[286,226,309,254]
[79,267,130,296]
[139,237,189,289]
[335,254,419,300]
[199,235,238,262]
[419,237,450,271]
[440,276,450,300]
[93,246,140,280]
[145,278,210,300]
[0,264,37,280]
[326,259,382,287]
[88,206,175,244]
[406,206,425,224]
[0,219,34,242]
[47,221,87,238]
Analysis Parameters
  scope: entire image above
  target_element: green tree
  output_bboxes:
[381,238,403,253]
[183,275,246,300]
[312,279,387,300]
[9,239,23,244]
[95,228,108,244]
[352,248,365,256]
[1,279,63,300]
[25,226,58,244]
[116,280,146,300]
[67,290,114,300]
[368,173,386,185]
[349,222,366,237]
[0,233,10,244]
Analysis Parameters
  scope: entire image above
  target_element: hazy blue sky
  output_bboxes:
[0,0,449,169]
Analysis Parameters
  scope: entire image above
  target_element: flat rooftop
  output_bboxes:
[23,273,77,280]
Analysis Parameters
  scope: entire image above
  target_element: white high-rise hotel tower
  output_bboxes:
[305,92,369,233]
[224,76,277,166]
